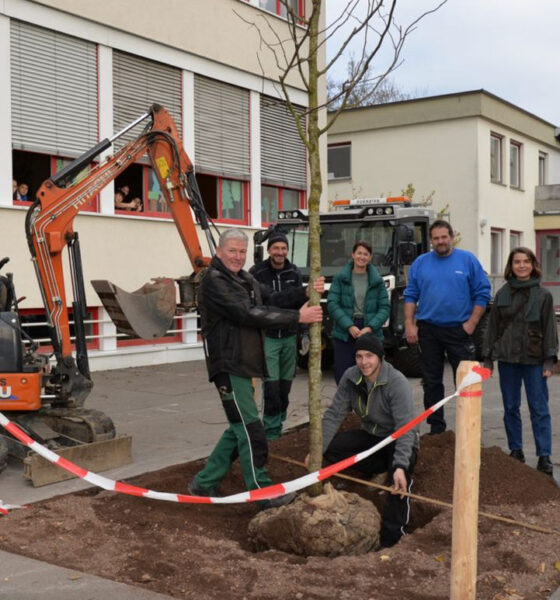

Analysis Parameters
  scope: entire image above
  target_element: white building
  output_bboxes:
[327,90,560,302]
[1,0,325,369]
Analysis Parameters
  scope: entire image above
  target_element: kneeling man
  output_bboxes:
[321,333,419,547]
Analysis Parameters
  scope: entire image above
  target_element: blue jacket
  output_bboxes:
[327,261,390,342]
[404,248,491,326]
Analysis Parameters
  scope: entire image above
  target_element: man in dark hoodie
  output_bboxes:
[250,231,322,439]
[189,228,322,507]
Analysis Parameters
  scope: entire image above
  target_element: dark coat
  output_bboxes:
[483,282,558,368]
[199,256,300,381]
[249,258,306,338]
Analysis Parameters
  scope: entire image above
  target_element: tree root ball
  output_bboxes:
[248,483,381,557]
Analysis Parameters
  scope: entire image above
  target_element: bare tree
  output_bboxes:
[328,57,412,109]
[238,0,447,494]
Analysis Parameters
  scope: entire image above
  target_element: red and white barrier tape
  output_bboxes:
[0,366,490,513]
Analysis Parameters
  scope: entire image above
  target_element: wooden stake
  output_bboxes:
[450,360,482,600]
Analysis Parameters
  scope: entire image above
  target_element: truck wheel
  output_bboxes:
[387,344,423,378]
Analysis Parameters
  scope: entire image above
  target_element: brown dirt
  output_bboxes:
[1,426,559,600]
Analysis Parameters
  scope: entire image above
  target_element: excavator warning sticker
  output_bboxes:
[156,156,170,179]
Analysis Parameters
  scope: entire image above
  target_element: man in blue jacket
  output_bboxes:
[404,220,491,434]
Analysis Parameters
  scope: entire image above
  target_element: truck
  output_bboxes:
[254,197,435,377]
[0,104,216,485]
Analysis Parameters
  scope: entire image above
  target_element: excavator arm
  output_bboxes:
[2,104,215,484]
[25,104,215,408]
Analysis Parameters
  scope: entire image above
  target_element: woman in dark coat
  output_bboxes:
[483,247,558,475]
[327,240,390,384]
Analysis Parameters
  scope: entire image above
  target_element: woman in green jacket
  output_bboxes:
[327,240,391,383]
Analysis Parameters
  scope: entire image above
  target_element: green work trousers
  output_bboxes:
[263,334,297,440]
[195,373,272,491]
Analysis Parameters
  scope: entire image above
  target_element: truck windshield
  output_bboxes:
[283,220,396,280]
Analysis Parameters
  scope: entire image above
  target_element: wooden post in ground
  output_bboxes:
[450,360,482,600]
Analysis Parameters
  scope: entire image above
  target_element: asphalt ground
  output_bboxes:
[1,359,559,599]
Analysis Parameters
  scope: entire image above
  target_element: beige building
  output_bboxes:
[0,0,324,369]
[327,90,560,300]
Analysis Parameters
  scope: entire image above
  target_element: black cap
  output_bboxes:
[355,333,384,360]
[267,232,289,249]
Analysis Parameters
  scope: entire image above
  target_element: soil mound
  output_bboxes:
[0,424,559,600]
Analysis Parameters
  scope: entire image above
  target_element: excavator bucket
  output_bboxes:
[91,278,176,339]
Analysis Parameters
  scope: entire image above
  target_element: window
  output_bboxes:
[261,185,303,224]
[509,140,522,188]
[115,164,176,217]
[196,174,248,224]
[509,230,521,251]
[328,144,351,180]
[537,232,560,310]
[490,133,503,183]
[258,0,304,18]
[11,21,98,158]
[490,228,504,275]
[13,150,98,212]
[538,151,548,185]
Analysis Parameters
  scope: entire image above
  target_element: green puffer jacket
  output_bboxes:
[327,261,390,342]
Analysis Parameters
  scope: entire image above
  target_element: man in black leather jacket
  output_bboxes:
[189,229,322,507]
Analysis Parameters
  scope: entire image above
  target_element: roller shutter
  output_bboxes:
[194,75,250,180]
[261,96,306,189]
[113,51,182,151]
[10,20,98,157]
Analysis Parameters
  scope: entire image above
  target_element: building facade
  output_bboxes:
[1,0,325,369]
[327,90,560,301]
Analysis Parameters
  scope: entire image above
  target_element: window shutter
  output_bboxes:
[113,51,182,152]
[194,75,250,180]
[10,20,98,157]
[261,96,306,189]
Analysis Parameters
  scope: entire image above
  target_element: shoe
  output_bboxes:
[509,449,525,463]
[537,456,553,475]
[259,492,296,510]
[187,479,220,497]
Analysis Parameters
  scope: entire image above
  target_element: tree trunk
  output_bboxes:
[305,0,323,496]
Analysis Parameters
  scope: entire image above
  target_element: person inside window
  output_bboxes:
[14,182,29,201]
[115,188,141,212]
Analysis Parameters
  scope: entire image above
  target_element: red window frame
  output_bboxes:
[261,185,305,226]
[217,178,250,225]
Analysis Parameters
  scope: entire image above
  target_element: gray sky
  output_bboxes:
[326,0,560,125]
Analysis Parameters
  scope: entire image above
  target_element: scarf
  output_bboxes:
[495,277,541,322]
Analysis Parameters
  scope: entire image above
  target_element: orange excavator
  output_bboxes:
[0,104,216,485]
